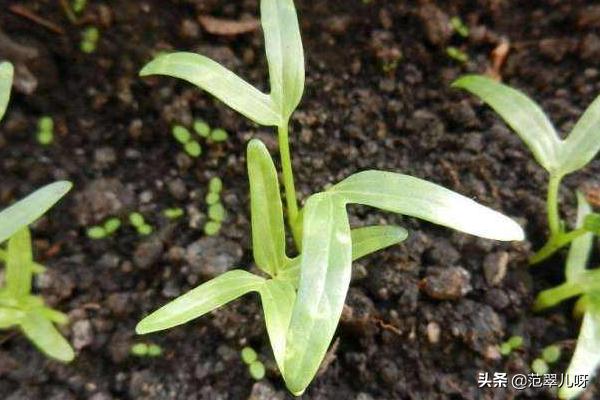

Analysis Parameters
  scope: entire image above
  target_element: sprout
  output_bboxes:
[532,358,549,375]
[210,128,228,142]
[193,119,211,138]
[542,345,561,363]
[81,27,99,53]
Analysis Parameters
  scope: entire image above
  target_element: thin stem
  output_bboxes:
[277,124,301,247]
[530,227,589,265]
[547,173,563,237]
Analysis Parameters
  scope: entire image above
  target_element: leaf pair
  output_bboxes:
[0,228,74,362]
[453,75,600,177]
[140,0,304,127]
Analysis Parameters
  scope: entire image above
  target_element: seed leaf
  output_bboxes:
[0,62,13,122]
[560,93,600,175]
[141,52,280,126]
[452,75,561,173]
[559,295,600,400]
[20,311,74,362]
[0,181,72,245]
[565,192,593,282]
[136,270,265,334]
[283,194,352,395]
[5,228,33,298]
[261,0,305,121]
[259,279,295,373]
[351,225,408,260]
[247,139,287,276]
[331,170,524,241]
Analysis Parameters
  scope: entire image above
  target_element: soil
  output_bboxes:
[1,0,600,399]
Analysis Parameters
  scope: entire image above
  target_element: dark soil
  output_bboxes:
[1,0,600,399]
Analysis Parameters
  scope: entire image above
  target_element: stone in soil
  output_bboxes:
[185,236,243,278]
[422,266,472,300]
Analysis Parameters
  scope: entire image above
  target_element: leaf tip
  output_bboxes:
[135,319,153,335]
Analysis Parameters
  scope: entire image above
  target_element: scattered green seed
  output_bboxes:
[204,221,221,236]
[507,336,524,349]
[208,203,226,222]
[131,343,149,356]
[241,347,257,364]
[184,140,202,157]
[172,125,191,144]
[104,218,121,234]
[129,212,145,227]
[446,46,469,63]
[209,177,223,194]
[147,344,162,357]
[210,128,228,142]
[542,345,561,364]
[163,208,184,219]
[450,16,469,38]
[87,226,106,239]
[531,358,549,375]
[249,360,265,380]
[193,119,211,137]
[206,192,220,205]
[138,224,153,236]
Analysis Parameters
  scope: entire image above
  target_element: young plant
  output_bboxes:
[136,0,524,395]
[453,75,600,265]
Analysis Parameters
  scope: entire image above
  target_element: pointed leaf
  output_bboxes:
[331,171,524,241]
[560,93,600,175]
[259,279,295,373]
[247,139,287,276]
[5,228,33,297]
[559,296,600,400]
[283,194,352,395]
[136,270,265,334]
[140,52,280,126]
[261,0,305,120]
[20,311,74,362]
[566,192,593,282]
[0,62,13,121]
[351,225,408,260]
[453,75,561,173]
[0,181,72,244]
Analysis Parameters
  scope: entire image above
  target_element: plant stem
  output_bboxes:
[547,173,563,237]
[277,124,300,246]
[530,227,588,265]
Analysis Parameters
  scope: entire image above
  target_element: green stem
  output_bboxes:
[529,227,588,265]
[547,173,563,237]
[277,124,301,247]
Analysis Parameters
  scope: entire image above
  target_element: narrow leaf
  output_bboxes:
[0,61,13,121]
[0,248,45,273]
[0,181,72,245]
[453,75,561,173]
[565,192,593,282]
[20,311,74,362]
[247,139,287,276]
[331,171,524,241]
[136,270,265,334]
[560,93,600,175]
[559,296,600,400]
[0,307,24,328]
[261,0,305,120]
[283,194,352,395]
[140,52,280,126]
[5,228,33,298]
[259,279,295,373]
[351,225,408,260]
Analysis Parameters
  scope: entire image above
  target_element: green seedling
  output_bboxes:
[241,346,257,363]
[210,128,228,142]
[446,47,469,63]
[129,212,153,236]
[206,192,219,205]
[203,220,221,236]
[542,344,561,363]
[36,116,54,145]
[131,342,162,357]
[80,27,99,54]
[163,208,184,219]
[72,0,87,14]
[136,1,524,395]
[499,335,523,356]
[193,119,211,138]
[204,177,225,234]
[453,76,600,265]
[172,125,202,157]
[209,177,222,194]
[450,16,469,38]
[532,358,549,375]
[87,217,121,239]
[241,347,265,380]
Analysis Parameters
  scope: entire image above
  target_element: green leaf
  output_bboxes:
[0,181,72,245]
[247,139,287,276]
[261,0,305,121]
[559,295,600,400]
[0,248,45,274]
[5,228,33,298]
[452,75,561,173]
[0,61,13,122]
[136,270,265,334]
[283,194,352,395]
[560,93,600,175]
[0,307,25,328]
[351,225,408,260]
[20,311,74,362]
[331,170,524,241]
[259,279,295,373]
[140,53,280,126]
[566,192,593,282]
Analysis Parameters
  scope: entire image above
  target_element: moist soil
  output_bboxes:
[1,0,600,399]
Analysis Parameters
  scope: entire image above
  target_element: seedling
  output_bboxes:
[136,1,523,395]
[453,76,600,265]
[499,335,523,356]
[72,0,87,14]
[450,16,469,38]
[163,207,184,219]
[241,346,265,380]
[193,119,210,138]
[36,116,54,145]
[80,27,99,54]
[542,344,561,363]
[210,128,228,142]
[130,342,162,357]
[203,177,225,235]
[129,212,153,236]
[532,358,549,375]
[87,217,121,239]
[172,125,202,157]
[446,47,469,63]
